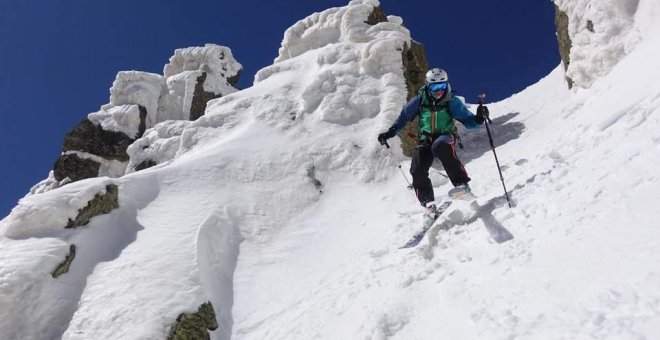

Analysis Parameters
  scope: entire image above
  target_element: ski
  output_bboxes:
[399,200,453,248]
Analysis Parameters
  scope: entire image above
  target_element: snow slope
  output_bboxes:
[2,0,660,339]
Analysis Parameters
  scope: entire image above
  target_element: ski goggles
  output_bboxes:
[428,82,448,92]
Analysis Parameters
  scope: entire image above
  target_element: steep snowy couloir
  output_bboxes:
[2,0,660,339]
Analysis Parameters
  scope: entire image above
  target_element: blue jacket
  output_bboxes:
[390,93,481,135]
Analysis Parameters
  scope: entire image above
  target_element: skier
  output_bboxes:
[378,68,489,211]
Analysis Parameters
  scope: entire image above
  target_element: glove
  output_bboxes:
[476,104,490,124]
[377,127,396,145]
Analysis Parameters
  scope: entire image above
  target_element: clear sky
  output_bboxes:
[0,0,558,217]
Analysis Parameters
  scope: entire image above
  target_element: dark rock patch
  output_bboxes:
[227,69,241,87]
[66,184,119,229]
[190,72,222,121]
[366,6,388,25]
[54,154,101,182]
[555,5,574,88]
[167,302,218,340]
[138,105,148,138]
[63,119,133,161]
[135,159,158,171]
[400,41,429,157]
[586,20,595,33]
[51,244,76,278]
[306,165,323,193]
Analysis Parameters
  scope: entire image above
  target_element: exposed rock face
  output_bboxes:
[54,154,101,182]
[53,116,138,183]
[365,5,429,157]
[62,119,135,161]
[51,244,76,278]
[137,105,148,137]
[167,302,218,340]
[190,72,222,121]
[400,41,428,157]
[227,70,241,87]
[66,184,119,229]
[34,45,242,192]
[586,20,595,33]
[555,4,574,88]
[366,6,388,25]
[135,159,158,171]
[402,42,428,101]
[554,0,643,88]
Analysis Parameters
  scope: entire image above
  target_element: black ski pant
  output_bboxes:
[410,134,471,206]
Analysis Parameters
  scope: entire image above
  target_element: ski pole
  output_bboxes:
[383,139,449,187]
[382,140,414,189]
[478,94,512,208]
[398,165,413,189]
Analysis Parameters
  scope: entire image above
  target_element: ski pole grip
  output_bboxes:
[477,93,492,124]
[384,140,390,149]
[477,93,486,105]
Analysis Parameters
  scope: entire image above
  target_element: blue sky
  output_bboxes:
[0,0,558,217]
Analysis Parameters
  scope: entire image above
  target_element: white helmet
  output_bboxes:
[425,68,448,84]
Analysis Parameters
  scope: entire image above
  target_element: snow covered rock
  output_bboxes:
[51,117,138,184]
[104,71,165,130]
[262,0,425,155]
[164,44,242,86]
[2,179,119,239]
[88,104,148,139]
[161,44,242,122]
[554,4,573,87]
[554,0,660,88]
[129,0,423,179]
[125,120,192,173]
[39,45,242,190]
[65,184,119,229]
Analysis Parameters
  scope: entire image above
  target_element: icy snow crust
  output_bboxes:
[2,0,660,339]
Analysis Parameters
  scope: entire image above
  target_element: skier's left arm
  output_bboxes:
[449,96,484,129]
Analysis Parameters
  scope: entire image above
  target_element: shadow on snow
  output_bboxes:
[432,111,525,171]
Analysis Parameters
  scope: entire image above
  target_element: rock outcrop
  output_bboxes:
[555,4,574,88]
[31,45,242,193]
[51,244,76,278]
[53,153,101,182]
[167,302,218,340]
[366,5,388,25]
[66,184,119,229]
[400,40,428,157]
[190,72,222,121]
[553,0,643,89]
[3,179,120,239]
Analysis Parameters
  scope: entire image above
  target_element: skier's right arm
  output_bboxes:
[378,95,420,146]
[390,95,421,134]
